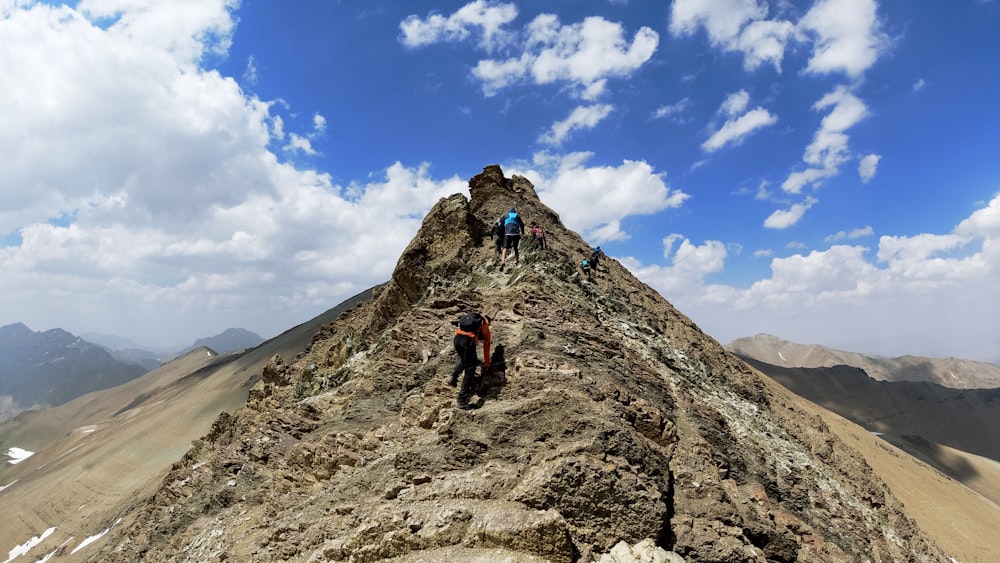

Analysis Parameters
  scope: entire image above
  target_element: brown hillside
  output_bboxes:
[0,288,375,562]
[86,165,949,562]
[728,333,1000,389]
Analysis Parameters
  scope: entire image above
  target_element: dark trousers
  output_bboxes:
[452,334,479,405]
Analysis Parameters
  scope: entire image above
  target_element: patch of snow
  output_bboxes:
[0,479,17,492]
[777,351,787,362]
[3,527,56,563]
[5,447,34,464]
[38,538,75,563]
[70,518,122,554]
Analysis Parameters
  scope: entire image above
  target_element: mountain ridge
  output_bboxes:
[727,333,1000,389]
[89,165,948,562]
[0,323,149,421]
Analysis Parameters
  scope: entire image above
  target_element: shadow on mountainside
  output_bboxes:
[740,356,1000,507]
[739,357,1000,461]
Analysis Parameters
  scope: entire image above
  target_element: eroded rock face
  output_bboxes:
[96,166,945,562]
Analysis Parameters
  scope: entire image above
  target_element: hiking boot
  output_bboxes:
[447,374,458,387]
[456,401,474,410]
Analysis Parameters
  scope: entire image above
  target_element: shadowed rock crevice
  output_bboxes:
[94,165,946,562]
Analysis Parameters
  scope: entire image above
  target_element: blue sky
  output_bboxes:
[1,1,998,361]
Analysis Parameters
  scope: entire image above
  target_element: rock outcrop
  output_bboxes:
[95,165,945,562]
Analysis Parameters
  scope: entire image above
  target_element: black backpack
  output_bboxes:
[458,312,484,333]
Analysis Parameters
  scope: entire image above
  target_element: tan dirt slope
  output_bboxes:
[0,288,374,562]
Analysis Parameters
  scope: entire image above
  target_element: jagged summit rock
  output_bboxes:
[97,166,945,562]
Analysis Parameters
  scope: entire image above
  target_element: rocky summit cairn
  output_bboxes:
[97,165,944,562]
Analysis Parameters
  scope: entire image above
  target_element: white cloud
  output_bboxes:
[858,153,880,183]
[781,86,869,193]
[78,0,238,66]
[627,195,1000,360]
[0,1,273,233]
[763,196,817,229]
[670,0,767,46]
[403,4,659,100]
[243,54,258,85]
[669,0,887,77]
[825,225,874,242]
[312,113,327,135]
[798,0,887,78]
[956,195,1000,237]
[471,13,658,100]
[735,19,797,71]
[912,78,926,92]
[285,133,316,155]
[720,90,750,116]
[539,103,613,145]
[652,97,692,121]
[670,0,795,72]
[702,90,777,152]
[399,0,518,50]
[0,1,471,346]
[703,108,777,152]
[511,152,689,244]
[621,235,727,296]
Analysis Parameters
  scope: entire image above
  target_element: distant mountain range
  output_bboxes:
[0,323,265,422]
[0,323,147,419]
[727,333,1000,389]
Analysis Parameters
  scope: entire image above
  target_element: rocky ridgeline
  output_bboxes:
[95,166,944,562]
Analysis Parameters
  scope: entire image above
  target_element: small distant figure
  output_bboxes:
[581,258,592,281]
[529,221,547,250]
[500,207,524,271]
[449,312,492,410]
[589,246,604,271]
[490,218,504,256]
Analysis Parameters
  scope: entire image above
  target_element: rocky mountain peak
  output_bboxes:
[97,166,945,562]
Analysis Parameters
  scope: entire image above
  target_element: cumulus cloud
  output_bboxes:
[627,194,1000,360]
[858,153,880,183]
[701,90,777,152]
[0,1,273,233]
[0,1,471,345]
[763,196,818,229]
[510,152,689,244]
[782,86,869,193]
[539,104,614,145]
[621,235,728,296]
[652,97,692,121]
[670,0,796,72]
[956,195,1000,237]
[399,0,518,50]
[469,12,658,99]
[798,0,887,78]
[825,225,874,242]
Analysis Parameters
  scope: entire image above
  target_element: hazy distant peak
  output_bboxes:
[727,333,1000,389]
